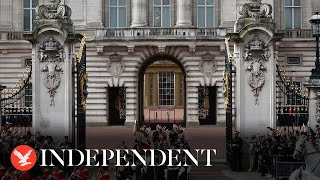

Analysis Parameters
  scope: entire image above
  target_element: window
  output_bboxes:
[287,57,300,65]
[158,72,174,106]
[110,0,127,27]
[153,0,171,27]
[285,0,301,29]
[24,59,32,107]
[197,0,215,27]
[150,73,154,106]
[24,0,38,31]
[25,59,32,67]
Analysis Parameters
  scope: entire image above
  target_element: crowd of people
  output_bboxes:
[243,125,320,178]
[0,123,109,180]
[0,120,191,180]
[115,121,191,180]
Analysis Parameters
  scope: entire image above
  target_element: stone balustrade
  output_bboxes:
[97,28,228,39]
[0,31,24,40]
[277,29,313,39]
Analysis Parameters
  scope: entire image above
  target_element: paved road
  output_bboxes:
[86,127,269,180]
[86,127,226,159]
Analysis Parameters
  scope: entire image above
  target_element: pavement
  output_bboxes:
[86,127,271,179]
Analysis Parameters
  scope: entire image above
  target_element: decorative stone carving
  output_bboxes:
[36,0,71,20]
[237,0,272,19]
[316,90,320,123]
[199,52,216,77]
[39,37,64,106]
[243,36,270,104]
[107,53,125,77]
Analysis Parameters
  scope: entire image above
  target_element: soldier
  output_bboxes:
[231,131,243,171]
[93,167,110,180]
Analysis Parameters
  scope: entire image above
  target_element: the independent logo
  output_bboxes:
[10,145,36,171]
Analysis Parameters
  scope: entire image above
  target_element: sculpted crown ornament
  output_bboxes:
[36,0,71,20]
[237,0,272,19]
[249,36,263,50]
[39,37,64,106]
[243,36,270,104]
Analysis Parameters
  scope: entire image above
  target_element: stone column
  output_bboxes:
[24,1,78,139]
[130,0,147,27]
[0,0,13,30]
[306,81,320,129]
[175,0,192,27]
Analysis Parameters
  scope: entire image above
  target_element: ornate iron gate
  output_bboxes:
[224,38,234,167]
[108,87,126,125]
[0,67,32,132]
[76,36,88,151]
[276,63,309,129]
[198,86,217,125]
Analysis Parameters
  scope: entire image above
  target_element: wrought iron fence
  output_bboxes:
[276,64,309,128]
[0,66,32,131]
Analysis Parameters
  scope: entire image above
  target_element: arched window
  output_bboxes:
[23,0,38,31]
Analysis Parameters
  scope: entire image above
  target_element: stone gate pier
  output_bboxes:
[24,0,80,138]
[228,0,283,138]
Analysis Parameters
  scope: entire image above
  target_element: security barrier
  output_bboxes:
[275,155,306,179]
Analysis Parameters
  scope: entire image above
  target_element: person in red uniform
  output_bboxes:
[19,170,32,180]
[71,165,89,180]
[50,166,65,180]
[93,167,110,180]
[0,165,7,178]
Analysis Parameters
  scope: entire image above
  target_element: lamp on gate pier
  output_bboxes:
[310,10,320,79]
[0,83,7,132]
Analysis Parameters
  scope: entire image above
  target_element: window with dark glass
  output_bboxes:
[285,0,301,29]
[287,57,301,65]
[153,0,171,27]
[110,0,127,27]
[24,0,38,31]
[158,72,174,106]
[197,0,215,27]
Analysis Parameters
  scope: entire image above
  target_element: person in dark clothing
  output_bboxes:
[231,131,243,171]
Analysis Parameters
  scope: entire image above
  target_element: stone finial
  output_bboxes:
[36,0,71,20]
[237,0,272,19]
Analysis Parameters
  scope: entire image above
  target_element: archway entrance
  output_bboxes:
[138,55,186,129]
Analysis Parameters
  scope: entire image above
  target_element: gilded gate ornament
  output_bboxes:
[39,37,64,106]
[244,36,270,104]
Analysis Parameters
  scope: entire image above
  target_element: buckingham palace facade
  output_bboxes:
[0,0,319,127]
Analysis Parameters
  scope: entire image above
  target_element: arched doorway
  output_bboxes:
[138,54,186,129]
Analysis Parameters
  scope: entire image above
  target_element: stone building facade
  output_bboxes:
[0,0,319,127]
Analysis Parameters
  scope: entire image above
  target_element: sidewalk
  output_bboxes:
[222,169,270,180]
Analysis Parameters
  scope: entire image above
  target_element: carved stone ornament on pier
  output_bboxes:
[237,0,272,19]
[36,0,71,20]
[107,53,125,77]
[243,36,270,104]
[199,52,216,77]
[39,37,64,106]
